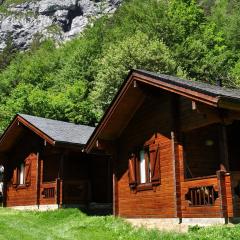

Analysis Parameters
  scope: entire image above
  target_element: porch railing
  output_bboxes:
[185,185,218,206]
[40,178,62,206]
[40,179,89,206]
[181,171,233,218]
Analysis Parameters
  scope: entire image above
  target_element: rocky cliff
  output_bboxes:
[0,0,121,51]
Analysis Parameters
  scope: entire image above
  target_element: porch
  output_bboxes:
[39,150,112,212]
[181,120,240,221]
[40,179,82,207]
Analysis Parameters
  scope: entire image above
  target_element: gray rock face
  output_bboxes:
[0,0,122,51]
[66,15,88,39]
[39,0,77,14]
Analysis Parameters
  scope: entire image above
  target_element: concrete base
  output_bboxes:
[181,217,227,226]
[126,218,185,232]
[126,217,229,232]
[9,202,112,214]
[10,204,59,211]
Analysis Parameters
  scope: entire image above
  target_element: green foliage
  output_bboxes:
[0,36,17,71]
[1,0,240,131]
[90,31,177,119]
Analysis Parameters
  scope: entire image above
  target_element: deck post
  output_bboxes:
[171,94,182,219]
[219,124,229,171]
[36,152,41,208]
[217,170,233,220]
[112,149,118,216]
[56,178,63,208]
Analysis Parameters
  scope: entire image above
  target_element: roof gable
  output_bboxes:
[0,114,95,152]
[18,114,95,146]
[85,69,240,152]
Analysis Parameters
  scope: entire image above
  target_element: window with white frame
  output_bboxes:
[19,163,25,185]
[139,148,151,184]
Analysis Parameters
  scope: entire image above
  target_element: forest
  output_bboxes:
[0,0,240,132]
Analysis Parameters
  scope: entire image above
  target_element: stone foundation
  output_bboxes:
[126,218,229,232]
[10,204,59,211]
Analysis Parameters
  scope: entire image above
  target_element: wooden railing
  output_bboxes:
[181,171,233,218]
[185,185,218,206]
[40,179,88,206]
[42,187,55,199]
[40,180,58,205]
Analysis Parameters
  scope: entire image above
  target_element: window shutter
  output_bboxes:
[25,159,31,186]
[12,168,18,187]
[128,154,137,187]
[150,144,160,184]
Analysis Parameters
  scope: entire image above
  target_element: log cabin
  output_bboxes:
[0,114,112,211]
[85,69,240,226]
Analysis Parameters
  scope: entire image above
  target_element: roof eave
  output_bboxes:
[54,141,85,149]
[85,70,136,153]
[85,70,222,153]
[0,114,56,151]
[217,96,240,111]
[17,114,56,146]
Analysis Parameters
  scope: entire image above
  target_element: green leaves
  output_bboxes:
[1,0,240,132]
[89,31,177,119]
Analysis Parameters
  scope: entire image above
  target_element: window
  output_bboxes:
[128,144,160,191]
[19,163,25,185]
[12,158,31,187]
[139,148,151,184]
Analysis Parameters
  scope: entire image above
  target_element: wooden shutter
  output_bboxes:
[128,154,137,187]
[12,168,18,187]
[25,158,31,186]
[150,144,160,184]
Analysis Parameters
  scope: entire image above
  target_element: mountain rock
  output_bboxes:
[0,0,122,51]
[39,0,77,14]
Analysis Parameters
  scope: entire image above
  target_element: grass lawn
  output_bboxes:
[0,208,240,240]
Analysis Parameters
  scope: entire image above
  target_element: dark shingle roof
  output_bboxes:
[19,114,95,146]
[135,69,240,101]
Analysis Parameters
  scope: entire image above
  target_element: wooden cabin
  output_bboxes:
[86,69,240,226]
[0,114,112,211]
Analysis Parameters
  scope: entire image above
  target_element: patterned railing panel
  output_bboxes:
[42,187,55,198]
[185,185,219,206]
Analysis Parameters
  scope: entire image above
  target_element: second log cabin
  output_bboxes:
[0,114,112,211]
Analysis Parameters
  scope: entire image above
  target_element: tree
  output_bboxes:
[89,31,178,120]
[0,35,17,71]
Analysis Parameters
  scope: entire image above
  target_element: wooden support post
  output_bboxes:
[171,131,178,218]
[217,170,233,219]
[219,124,229,171]
[112,151,118,216]
[171,94,183,219]
[217,170,228,218]
[56,178,63,208]
[58,151,66,205]
[36,152,41,208]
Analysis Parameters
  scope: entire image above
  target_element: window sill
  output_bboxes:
[12,184,30,190]
[130,182,160,193]
[16,184,27,190]
[137,183,154,191]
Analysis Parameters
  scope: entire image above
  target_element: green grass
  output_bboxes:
[0,208,240,240]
